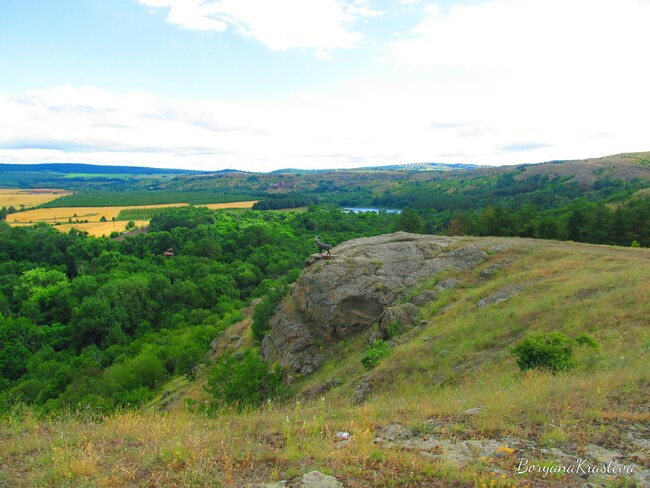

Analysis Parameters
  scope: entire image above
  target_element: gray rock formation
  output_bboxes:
[476,284,524,308]
[295,471,343,488]
[248,470,342,488]
[261,232,490,376]
[411,289,438,306]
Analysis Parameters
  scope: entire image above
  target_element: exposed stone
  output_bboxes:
[489,242,512,253]
[375,431,508,468]
[436,278,460,291]
[379,303,419,330]
[411,289,438,306]
[539,447,575,462]
[462,406,486,416]
[477,285,524,308]
[294,471,342,488]
[479,260,511,279]
[374,424,414,442]
[305,254,333,267]
[352,379,373,405]
[333,432,352,449]
[262,232,491,376]
[628,434,650,452]
[583,444,621,464]
[297,378,342,401]
[631,467,650,486]
[368,329,386,346]
[247,471,342,488]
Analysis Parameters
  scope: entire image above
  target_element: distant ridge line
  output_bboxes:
[0,163,202,175]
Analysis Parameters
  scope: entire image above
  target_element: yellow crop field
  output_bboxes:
[7,203,189,224]
[200,200,258,210]
[57,220,150,237]
[0,189,72,208]
[6,200,258,237]
[9,220,151,237]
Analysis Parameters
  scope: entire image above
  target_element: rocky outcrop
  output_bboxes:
[476,284,524,308]
[261,232,490,377]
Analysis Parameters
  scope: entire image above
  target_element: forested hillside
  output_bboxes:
[0,207,400,412]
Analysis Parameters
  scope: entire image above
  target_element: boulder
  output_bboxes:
[262,232,489,376]
[411,289,438,306]
[477,285,524,308]
[352,378,374,404]
[250,471,342,488]
[296,471,342,488]
[379,303,419,330]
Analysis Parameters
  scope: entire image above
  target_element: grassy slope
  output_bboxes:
[1,238,648,487]
[519,152,650,185]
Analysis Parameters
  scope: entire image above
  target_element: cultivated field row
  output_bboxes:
[5,200,258,237]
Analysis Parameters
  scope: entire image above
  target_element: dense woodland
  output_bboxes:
[0,207,400,412]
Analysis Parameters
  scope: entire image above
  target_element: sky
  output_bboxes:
[0,0,649,172]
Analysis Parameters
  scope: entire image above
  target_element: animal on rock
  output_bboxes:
[314,236,332,256]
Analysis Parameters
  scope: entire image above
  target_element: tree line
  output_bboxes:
[447,197,650,246]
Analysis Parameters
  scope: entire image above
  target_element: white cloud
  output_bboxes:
[381,0,650,164]
[135,0,382,54]
[2,1,648,171]
[391,0,650,76]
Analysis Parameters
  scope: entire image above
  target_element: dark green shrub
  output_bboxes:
[512,332,599,373]
[575,333,600,350]
[252,285,287,341]
[204,349,281,409]
[512,332,575,373]
[361,340,391,370]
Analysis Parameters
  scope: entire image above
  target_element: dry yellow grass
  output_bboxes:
[0,188,72,208]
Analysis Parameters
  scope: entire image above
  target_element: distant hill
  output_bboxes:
[515,151,650,185]
[0,163,202,175]
[360,162,480,171]
[269,162,479,173]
